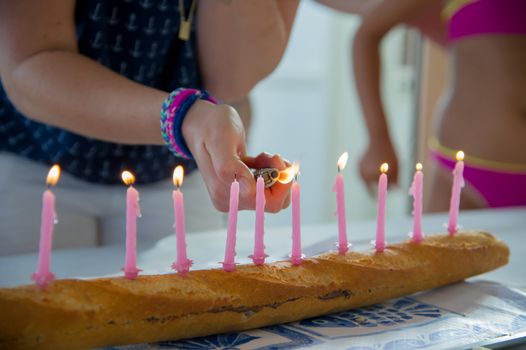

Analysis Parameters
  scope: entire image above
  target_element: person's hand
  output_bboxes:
[243,152,292,212]
[182,100,291,212]
[359,139,399,194]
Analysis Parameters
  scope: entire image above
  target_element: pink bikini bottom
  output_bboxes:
[429,141,526,208]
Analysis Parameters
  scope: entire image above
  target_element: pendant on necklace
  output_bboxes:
[179,20,191,41]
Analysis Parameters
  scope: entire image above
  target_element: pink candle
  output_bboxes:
[32,165,61,288]
[121,171,142,279]
[171,166,192,275]
[448,151,465,235]
[409,163,423,243]
[222,177,239,272]
[333,152,349,255]
[375,163,389,252]
[291,176,302,265]
[251,176,267,265]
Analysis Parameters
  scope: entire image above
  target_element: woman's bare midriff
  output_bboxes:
[436,35,526,164]
[425,35,526,212]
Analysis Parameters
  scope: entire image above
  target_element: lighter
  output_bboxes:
[252,168,280,188]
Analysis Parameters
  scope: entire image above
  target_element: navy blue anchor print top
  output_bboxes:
[0,0,200,184]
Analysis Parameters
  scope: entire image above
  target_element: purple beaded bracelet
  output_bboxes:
[160,88,217,159]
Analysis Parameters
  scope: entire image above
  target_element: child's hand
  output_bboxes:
[359,140,399,194]
[182,101,291,212]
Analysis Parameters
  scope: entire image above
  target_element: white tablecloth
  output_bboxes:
[1,207,525,350]
[1,207,525,287]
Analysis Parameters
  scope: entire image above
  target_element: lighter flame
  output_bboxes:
[173,165,184,187]
[277,162,300,184]
[121,170,135,186]
[46,165,61,186]
[380,163,389,174]
[456,150,465,161]
[337,152,349,172]
[416,163,423,171]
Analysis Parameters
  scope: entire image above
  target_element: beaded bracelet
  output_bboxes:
[160,88,217,159]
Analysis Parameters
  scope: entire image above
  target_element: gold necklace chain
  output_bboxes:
[178,0,197,41]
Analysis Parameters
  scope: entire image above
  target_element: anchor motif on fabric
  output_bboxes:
[129,40,143,58]
[51,151,64,164]
[90,31,104,49]
[158,0,170,11]
[98,165,112,179]
[134,65,145,82]
[139,0,153,9]
[8,134,26,146]
[57,131,68,144]
[147,42,158,58]
[144,146,154,159]
[85,146,97,160]
[161,18,172,35]
[108,7,119,25]
[126,13,138,31]
[21,145,35,156]
[69,142,80,155]
[89,2,102,22]
[147,63,157,79]
[114,145,124,157]
[112,35,123,52]
[144,17,156,35]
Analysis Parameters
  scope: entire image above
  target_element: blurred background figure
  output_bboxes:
[316,0,526,213]
[241,0,526,230]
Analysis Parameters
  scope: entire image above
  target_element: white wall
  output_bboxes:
[237,1,419,230]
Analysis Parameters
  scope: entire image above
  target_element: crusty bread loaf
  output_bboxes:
[0,231,509,350]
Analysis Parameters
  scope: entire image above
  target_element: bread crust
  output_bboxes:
[0,231,509,349]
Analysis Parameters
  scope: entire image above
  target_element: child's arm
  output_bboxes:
[0,0,291,212]
[196,0,300,101]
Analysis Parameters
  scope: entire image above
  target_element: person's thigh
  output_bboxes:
[100,170,227,247]
[0,153,99,255]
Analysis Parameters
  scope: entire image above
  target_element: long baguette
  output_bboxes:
[0,231,509,350]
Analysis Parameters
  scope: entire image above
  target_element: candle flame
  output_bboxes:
[456,150,465,161]
[337,152,349,172]
[121,170,135,186]
[277,162,300,184]
[380,163,389,174]
[46,165,61,186]
[173,165,184,187]
[416,163,423,171]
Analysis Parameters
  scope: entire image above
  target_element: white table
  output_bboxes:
[1,207,525,287]
[1,208,526,349]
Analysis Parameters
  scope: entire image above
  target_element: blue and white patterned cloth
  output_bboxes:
[0,0,198,184]
[103,282,526,350]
